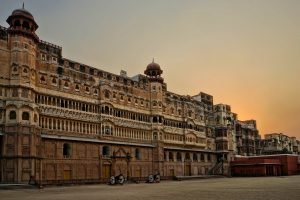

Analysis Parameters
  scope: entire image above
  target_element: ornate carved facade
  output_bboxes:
[2,6,290,185]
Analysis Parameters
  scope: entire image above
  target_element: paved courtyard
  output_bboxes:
[1,176,300,200]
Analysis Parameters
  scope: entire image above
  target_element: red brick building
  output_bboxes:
[231,154,299,176]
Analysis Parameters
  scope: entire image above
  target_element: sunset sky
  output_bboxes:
[1,0,299,138]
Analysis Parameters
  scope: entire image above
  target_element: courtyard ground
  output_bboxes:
[1,176,300,200]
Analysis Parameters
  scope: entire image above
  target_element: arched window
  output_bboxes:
[63,143,71,158]
[102,146,110,157]
[153,132,157,140]
[135,148,141,160]
[193,153,198,162]
[14,20,21,27]
[57,67,63,75]
[64,81,69,88]
[80,65,85,72]
[75,84,80,91]
[169,152,174,161]
[40,76,45,82]
[200,153,205,161]
[34,114,38,122]
[52,78,57,84]
[9,111,16,120]
[185,152,191,161]
[104,90,110,99]
[22,112,30,120]
[178,109,181,115]
[104,106,109,115]
[176,152,182,162]
[22,21,30,29]
[207,153,211,161]
[171,107,174,114]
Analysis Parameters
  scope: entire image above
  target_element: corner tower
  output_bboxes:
[144,59,165,175]
[144,59,164,126]
[0,5,41,184]
[6,5,39,77]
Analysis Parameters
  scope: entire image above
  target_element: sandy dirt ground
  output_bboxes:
[1,176,300,200]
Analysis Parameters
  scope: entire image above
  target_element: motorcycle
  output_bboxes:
[109,174,125,185]
[147,173,160,183]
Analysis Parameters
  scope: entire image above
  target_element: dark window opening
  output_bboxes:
[102,146,110,157]
[193,153,198,161]
[34,114,38,122]
[200,154,205,161]
[14,20,21,27]
[22,112,30,120]
[80,65,85,72]
[185,153,191,161]
[57,67,63,75]
[9,111,16,120]
[63,143,71,158]
[104,90,110,99]
[135,148,141,160]
[176,152,182,161]
[169,152,174,161]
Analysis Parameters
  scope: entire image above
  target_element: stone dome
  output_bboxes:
[146,61,161,72]
[11,8,34,20]
[144,59,163,77]
[6,6,38,29]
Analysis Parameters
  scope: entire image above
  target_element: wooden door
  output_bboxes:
[135,168,141,178]
[102,165,111,179]
[169,169,175,176]
[63,170,71,180]
[184,164,191,176]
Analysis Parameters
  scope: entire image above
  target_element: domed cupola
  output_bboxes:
[144,59,164,83]
[6,3,39,42]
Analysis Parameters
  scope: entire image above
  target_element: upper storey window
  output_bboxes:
[85,86,90,93]
[12,88,18,97]
[22,112,30,120]
[120,94,124,101]
[89,68,94,75]
[23,68,28,74]
[21,89,28,98]
[40,75,46,84]
[14,20,21,27]
[41,54,46,61]
[63,143,72,158]
[104,90,110,99]
[80,65,85,73]
[135,148,141,160]
[93,89,98,95]
[153,101,157,107]
[188,110,193,118]
[9,111,16,120]
[102,146,110,157]
[75,84,80,91]
[52,77,57,85]
[64,81,69,88]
